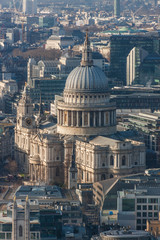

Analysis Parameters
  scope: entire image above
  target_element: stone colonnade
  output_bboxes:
[29,163,49,183]
[58,109,116,127]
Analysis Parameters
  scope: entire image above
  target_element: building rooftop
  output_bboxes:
[100,229,151,238]
[89,136,121,147]
[15,185,62,199]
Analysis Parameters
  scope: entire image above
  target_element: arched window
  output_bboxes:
[82,170,83,180]
[101,174,106,181]
[110,155,114,166]
[19,225,23,237]
[56,167,59,176]
[122,156,126,166]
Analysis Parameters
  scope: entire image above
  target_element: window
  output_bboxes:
[154,212,158,218]
[154,205,158,210]
[143,219,146,224]
[143,212,147,217]
[64,111,68,125]
[122,156,126,166]
[84,112,88,126]
[101,174,106,181]
[87,173,89,181]
[148,212,152,217]
[137,198,147,203]
[0,233,5,239]
[31,233,36,239]
[106,112,109,124]
[72,173,75,179]
[137,212,141,217]
[148,198,158,203]
[56,167,59,176]
[137,205,141,210]
[137,219,141,224]
[122,199,135,211]
[19,225,23,237]
[143,205,147,210]
[6,233,11,239]
[148,205,152,210]
[110,155,114,166]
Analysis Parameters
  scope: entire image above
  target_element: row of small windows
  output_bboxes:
[137,198,158,203]
[65,94,107,99]
[137,211,158,218]
[137,205,158,211]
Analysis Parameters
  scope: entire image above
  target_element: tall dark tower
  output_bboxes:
[114,0,120,18]
[154,0,158,7]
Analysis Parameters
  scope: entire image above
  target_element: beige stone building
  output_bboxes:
[15,34,146,187]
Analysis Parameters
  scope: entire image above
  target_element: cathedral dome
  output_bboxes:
[65,65,108,93]
[64,31,108,94]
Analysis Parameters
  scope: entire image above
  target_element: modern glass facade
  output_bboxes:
[110,35,160,85]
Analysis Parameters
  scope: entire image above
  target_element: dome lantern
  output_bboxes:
[81,29,93,67]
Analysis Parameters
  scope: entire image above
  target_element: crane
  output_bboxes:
[10,0,23,13]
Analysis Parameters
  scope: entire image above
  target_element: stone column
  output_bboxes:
[71,111,74,126]
[117,155,120,168]
[76,111,79,127]
[88,112,90,126]
[67,111,70,126]
[116,154,118,168]
[111,111,114,125]
[114,156,117,169]
[113,110,116,125]
[99,112,101,127]
[48,167,50,183]
[82,112,85,127]
[30,164,33,181]
[109,111,112,125]
[38,166,41,181]
[41,165,43,181]
[57,110,59,124]
[109,111,111,125]
[63,111,65,126]
[93,112,96,127]
[45,166,48,184]
[29,163,31,176]
[59,110,62,125]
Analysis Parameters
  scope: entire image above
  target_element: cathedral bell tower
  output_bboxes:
[17,84,35,130]
[15,84,36,173]
[68,147,77,189]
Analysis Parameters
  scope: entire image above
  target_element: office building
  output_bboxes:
[109,35,160,86]
[119,111,160,167]
[45,36,74,50]
[0,198,41,240]
[126,47,148,85]
[93,171,160,230]
[114,0,120,18]
[23,0,37,15]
